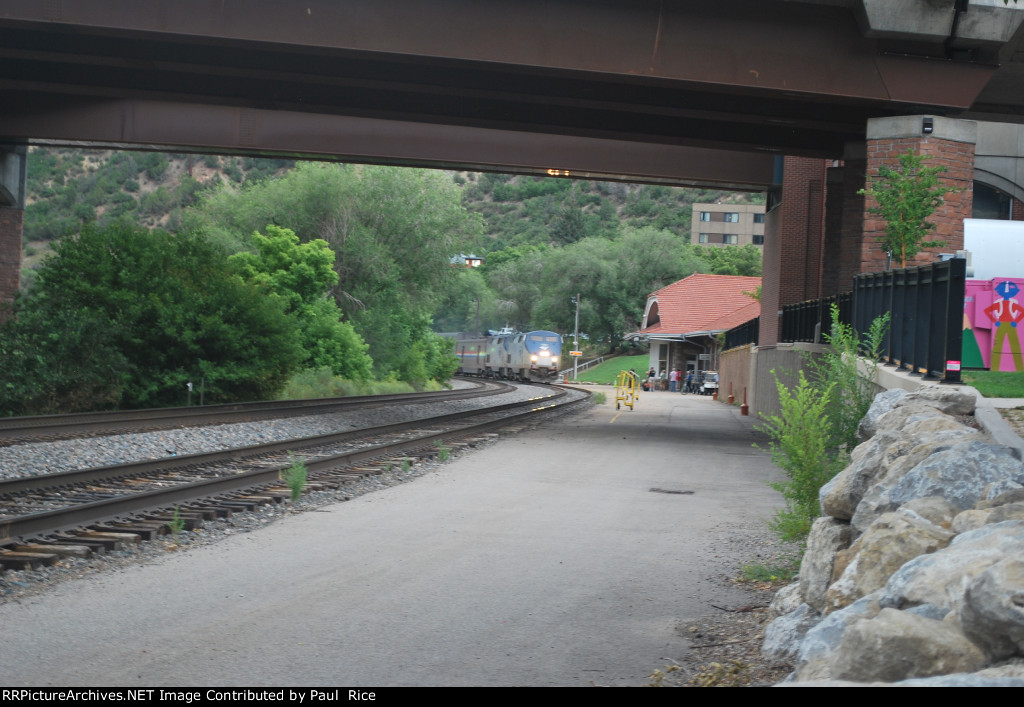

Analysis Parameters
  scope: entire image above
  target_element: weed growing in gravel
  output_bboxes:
[592,392,606,405]
[688,660,751,687]
[645,664,683,687]
[167,507,185,537]
[401,458,412,472]
[435,441,451,462]
[740,558,799,583]
[281,455,308,502]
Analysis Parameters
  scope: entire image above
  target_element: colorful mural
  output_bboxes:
[964,278,1024,371]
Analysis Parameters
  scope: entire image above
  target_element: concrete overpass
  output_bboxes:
[2,0,1024,187]
[2,0,1024,321]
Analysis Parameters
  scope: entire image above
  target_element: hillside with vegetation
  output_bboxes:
[5,147,765,414]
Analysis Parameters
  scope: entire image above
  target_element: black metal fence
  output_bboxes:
[780,292,852,344]
[722,258,966,382]
[723,316,759,351]
[851,258,965,382]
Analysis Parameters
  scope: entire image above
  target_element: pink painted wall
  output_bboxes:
[964,278,1024,371]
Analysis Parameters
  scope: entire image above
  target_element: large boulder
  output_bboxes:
[828,609,986,682]
[822,412,977,521]
[857,388,907,441]
[792,592,882,682]
[799,517,855,612]
[825,508,954,613]
[880,521,1024,613]
[852,442,1024,532]
[768,581,804,619]
[957,558,1024,661]
[762,603,821,664]
[903,386,977,417]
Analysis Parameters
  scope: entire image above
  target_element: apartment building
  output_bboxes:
[691,203,765,247]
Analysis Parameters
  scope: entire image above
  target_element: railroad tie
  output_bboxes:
[0,550,60,570]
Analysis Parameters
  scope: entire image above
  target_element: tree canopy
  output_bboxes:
[1,223,305,413]
[860,149,954,268]
[187,163,471,383]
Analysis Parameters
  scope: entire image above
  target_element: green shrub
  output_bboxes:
[758,371,847,543]
[282,456,308,502]
[803,305,889,453]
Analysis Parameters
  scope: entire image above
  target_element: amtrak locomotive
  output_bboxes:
[451,328,562,382]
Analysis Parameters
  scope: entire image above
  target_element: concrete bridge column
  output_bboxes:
[861,116,976,272]
[0,145,26,317]
[759,156,828,346]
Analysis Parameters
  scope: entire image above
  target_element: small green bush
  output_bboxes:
[281,456,308,502]
[758,371,847,543]
[167,507,185,537]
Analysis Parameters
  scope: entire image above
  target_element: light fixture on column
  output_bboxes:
[922,117,934,135]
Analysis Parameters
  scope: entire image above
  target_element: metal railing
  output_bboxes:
[724,316,759,350]
[781,292,851,344]
[723,258,966,382]
[851,258,965,382]
[559,355,605,377]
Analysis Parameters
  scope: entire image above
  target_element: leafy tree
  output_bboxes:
[433,267,503,333]
[187,163,478,383]
[859,149,955,268]
[694,244,763,276]
[490,226,705,346]
[0,223,304,411]
[229,224,373,380]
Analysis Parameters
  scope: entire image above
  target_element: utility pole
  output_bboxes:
[573,292,580,381]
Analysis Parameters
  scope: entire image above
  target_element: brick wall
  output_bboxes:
[822,166,845,297]
[0,206,22,318]
[861,134,975,272]
[759,156,829,346]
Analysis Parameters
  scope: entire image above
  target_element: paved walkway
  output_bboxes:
[0,388,784,687]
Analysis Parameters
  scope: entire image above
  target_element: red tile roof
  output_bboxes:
[637,273,762,337]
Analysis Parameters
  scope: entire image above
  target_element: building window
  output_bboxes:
[698,233,710,243]
[753,213,765,224]
[723,234,738,245]
[752,234,764,245]
[724,212,739,223]
[699,212,711,222]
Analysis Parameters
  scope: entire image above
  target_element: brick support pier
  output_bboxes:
[759,156,828,346]
[861,116,976,272]
[0,206,23,315]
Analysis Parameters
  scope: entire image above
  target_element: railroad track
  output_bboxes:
[0,378,509,446]
[0,383,590,568]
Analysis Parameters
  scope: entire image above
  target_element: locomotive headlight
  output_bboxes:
[530,355,538,362]
[551,357,558,363]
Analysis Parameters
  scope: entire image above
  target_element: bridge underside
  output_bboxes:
[3,0,1024,321]
[1,0,1021,187]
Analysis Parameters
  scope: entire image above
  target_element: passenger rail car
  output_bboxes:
[452,329,562,382]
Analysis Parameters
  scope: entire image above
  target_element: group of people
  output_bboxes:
[641,367,699,394]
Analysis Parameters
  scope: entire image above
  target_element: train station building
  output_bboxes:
[628,273,761,378]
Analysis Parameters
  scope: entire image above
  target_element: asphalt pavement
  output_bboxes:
[0,386,784,687]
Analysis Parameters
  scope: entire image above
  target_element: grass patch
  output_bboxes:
[592,392,606,405]
[568,354,650,385]
[740,559,799,584]
[961,370,1024,398]
[277,367,447,400]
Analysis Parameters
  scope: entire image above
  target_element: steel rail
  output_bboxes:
[0,386,586,544]
[0,378,509,443]
[0,386,561,497]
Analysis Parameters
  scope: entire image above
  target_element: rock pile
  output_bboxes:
[762,387,1024,686]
